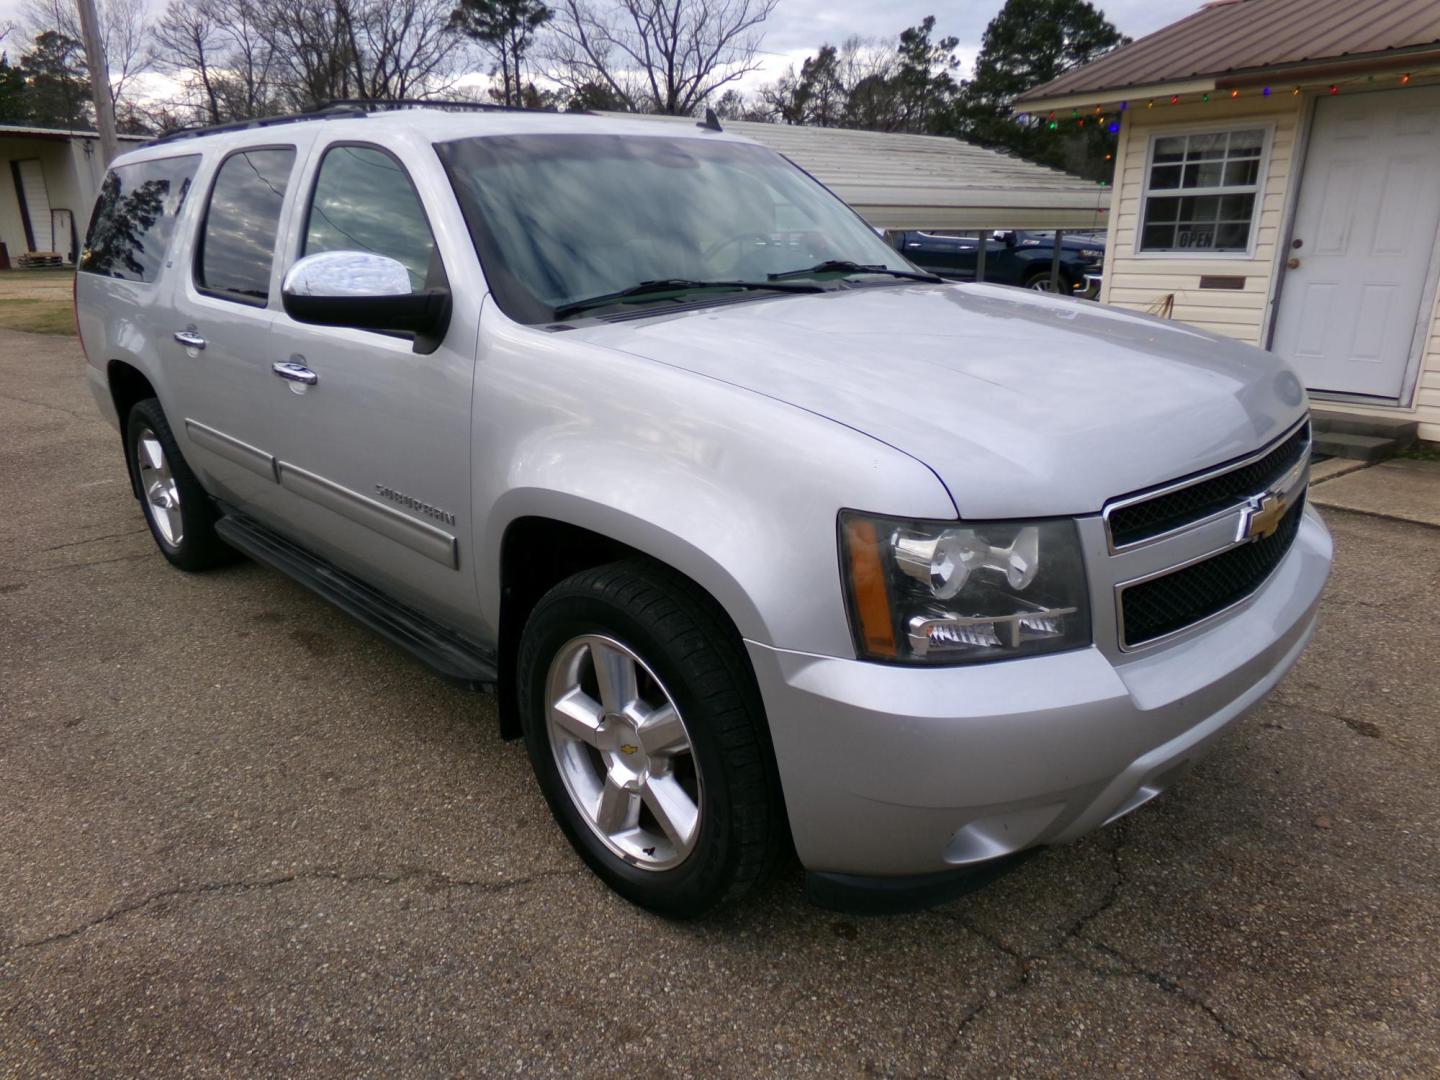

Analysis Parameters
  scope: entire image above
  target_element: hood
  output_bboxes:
[567,284,1307,518]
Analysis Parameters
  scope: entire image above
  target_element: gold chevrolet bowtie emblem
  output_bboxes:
[1238,491,1287,542]
[620,744,640,756]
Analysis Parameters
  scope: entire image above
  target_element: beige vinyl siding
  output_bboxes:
[1416,288,1440,440]
[1100,94,1301,344]
[1099,92,1440,442]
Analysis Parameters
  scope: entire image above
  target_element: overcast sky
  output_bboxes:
[755,0,1196,71]
[0,0,1203,90]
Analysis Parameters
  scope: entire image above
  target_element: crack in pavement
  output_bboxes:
[37,528,147,553]
[1072,937,1315,1079]
[939,826,1127,1050]
[6,866,584,954]
[11,552,153,576]
[0,391,95,423]
[937,825,1312,1078]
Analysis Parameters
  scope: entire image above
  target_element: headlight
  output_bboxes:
[840,512,1091,664]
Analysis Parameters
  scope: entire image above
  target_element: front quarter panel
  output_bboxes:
[473,302,958,656]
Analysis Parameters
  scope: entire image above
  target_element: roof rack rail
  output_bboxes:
[317,97,553,115]
[146,98,558,147]
[148,104,367,146]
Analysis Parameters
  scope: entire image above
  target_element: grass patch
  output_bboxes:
[1397,442,1440,462]
[0,297,75,334]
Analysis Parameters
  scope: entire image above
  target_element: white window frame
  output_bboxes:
[1133,121,1275,260]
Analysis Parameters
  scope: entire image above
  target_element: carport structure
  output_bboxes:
[604,111,1111,286]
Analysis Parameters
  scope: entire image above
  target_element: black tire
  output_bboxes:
[518,559,784,917]
[125,397,234,572]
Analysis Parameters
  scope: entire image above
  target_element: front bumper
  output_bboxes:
[747,507,1331,878]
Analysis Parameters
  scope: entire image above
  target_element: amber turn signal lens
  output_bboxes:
[843,517,897,658]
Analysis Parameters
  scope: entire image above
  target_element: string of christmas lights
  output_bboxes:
[1018,71,1422,132]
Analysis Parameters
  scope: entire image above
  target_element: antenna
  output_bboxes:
[697,108,723,132]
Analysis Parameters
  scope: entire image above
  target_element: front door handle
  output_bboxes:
[272,361,318,386]
[173,330,206,350]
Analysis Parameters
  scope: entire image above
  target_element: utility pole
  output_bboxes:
[74,0,119,166]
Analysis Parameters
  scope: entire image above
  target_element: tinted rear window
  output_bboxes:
[196,147,296,304]
[80,155,200,282]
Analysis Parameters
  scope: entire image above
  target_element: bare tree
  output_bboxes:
[153,0,224,124]
[255,0,466,109]
[546,0,778,115]
[24,0,149,114]
[149,0,276,126]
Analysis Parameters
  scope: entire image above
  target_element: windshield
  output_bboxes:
[437,133,920,322]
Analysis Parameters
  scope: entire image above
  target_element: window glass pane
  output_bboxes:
[198,148,296,302]
[1176,195,1221,222]
[1187,133,1227,159]
[1141,223,1175,250]
[80,156,200,282]
[1223,159,1259,186]
[1149,163,1182,190]
[1153,136,1186,163]
[1182,161,1225,188]
[1215,222,1250,249]
[1228,129,1265,153]
[1174,222,1217,250]
[1219,193,1255,219]
[1146,197,1180,223]
[304,146,436,291]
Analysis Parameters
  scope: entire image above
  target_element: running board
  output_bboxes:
[214,511,498,691]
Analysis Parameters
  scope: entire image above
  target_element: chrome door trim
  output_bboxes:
[184,418,278,481]
[275,461,459,570]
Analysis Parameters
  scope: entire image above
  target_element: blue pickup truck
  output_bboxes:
[888,229,1105,298]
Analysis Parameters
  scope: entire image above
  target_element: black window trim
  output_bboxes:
[78,152,203,284]
[192,142,300,308]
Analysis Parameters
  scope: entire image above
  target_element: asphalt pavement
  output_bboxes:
[2,327,1438,1078]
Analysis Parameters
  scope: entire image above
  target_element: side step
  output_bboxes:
[214,512,498,691]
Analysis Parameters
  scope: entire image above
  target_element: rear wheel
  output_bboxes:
[125,398,234,571]
[518,560,783,917]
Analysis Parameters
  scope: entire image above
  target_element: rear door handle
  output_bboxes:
[173,330,206,350]
[272,361,318,386]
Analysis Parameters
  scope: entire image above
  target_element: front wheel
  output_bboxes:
[125,398,234,571]
[517,560,784,917]
[1024,268,1074,293]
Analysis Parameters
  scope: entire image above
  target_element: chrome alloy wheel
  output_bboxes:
[1027,275,1060,292]
[135,428,183,547]
[545,634,702,871]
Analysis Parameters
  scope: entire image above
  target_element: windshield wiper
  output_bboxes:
[553,278,824,319]
[768,260,943,283]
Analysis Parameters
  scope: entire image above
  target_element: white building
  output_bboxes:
[1,125,148,266]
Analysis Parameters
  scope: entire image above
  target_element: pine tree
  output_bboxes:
[958,0,1127,177]
[18,31,91,130]
[449,0,553,108]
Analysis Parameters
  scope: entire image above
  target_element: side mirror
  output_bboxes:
[992,230,1017,248]
[281,251,451,353]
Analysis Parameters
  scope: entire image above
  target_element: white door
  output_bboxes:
[15,159,53,251]
[1272,86,1440,399]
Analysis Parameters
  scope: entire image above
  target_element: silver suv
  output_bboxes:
[75,106,1332,915]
